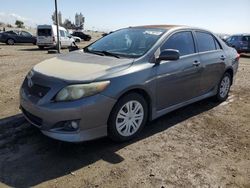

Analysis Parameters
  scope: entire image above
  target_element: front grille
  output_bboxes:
[23,78,50,98]
[22,107,43,127]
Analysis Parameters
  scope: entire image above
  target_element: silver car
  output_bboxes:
[20,25,239,142]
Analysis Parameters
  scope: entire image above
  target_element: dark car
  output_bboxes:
[72,31,91,41]
[0,30,37,45]
[225,34,250,53]
[20,25,239,143]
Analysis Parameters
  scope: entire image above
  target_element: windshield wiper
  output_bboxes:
[84,48,120,58]
[99,51,120,58]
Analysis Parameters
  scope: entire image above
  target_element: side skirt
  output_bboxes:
[152,89,217,120]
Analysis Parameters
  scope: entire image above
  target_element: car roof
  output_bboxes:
[131,25,184,30]
[231,34,250,37]
[128,25,212,33]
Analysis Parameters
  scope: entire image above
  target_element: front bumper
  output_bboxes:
[20,92,116,142]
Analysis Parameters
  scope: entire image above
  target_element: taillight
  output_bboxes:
[236,53,240,61]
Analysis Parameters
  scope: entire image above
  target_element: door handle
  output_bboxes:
[220,55,226,61]
[193,60,201,66]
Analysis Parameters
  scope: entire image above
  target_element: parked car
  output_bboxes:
[36,25,74,49]
[0,30,36,45]
[225,34,250,53]
[72,31,91,41]
[20,25,239,143]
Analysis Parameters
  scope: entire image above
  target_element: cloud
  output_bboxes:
[0,12,38,27]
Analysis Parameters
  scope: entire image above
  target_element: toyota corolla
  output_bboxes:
[20,25,239,142]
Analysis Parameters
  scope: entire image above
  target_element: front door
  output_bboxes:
[19,31,33,43]
[156,31,202,110]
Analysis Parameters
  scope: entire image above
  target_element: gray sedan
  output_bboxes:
[20,25,239,142]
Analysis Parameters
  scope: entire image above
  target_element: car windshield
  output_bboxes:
[86,28,166,58]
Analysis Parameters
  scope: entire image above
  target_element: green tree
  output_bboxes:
[15,20,24,28]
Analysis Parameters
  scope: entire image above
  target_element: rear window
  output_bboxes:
[196,32,216,52]
[38,29,52,36]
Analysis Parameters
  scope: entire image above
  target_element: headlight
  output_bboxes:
[55,81,110,102]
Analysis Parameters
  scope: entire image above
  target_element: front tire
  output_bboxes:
[108,93,148,142]
[215,72,232,102]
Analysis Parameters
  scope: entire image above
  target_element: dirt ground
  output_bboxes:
[0,38,249,187]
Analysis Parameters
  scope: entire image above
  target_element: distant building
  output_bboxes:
[75,13,85,29]
[58,11,62,25]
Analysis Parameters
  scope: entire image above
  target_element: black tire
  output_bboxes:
[38,46,44,50]
[214,72,232,102]
[108,93,148,142]
[6,38,15,45]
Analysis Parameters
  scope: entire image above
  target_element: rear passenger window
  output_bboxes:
[60,30,65,37]
[161,31,195,56]
[242,36,250,41]
[196,32,216,52]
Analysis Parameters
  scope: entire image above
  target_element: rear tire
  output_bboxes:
[108,93,148,142]
[214,72,232,102]
[6,38,14,45]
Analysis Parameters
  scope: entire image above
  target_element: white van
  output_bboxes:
[37,25,74,49]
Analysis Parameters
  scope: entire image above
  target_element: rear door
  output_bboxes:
[194,31,226,94]
[37,28,53,44]
[156,31,202,110]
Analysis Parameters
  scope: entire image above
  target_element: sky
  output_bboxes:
[0,0,249,34]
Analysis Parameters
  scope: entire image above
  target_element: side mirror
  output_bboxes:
[156,49,180,63]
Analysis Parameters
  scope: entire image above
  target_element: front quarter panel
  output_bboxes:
[100,60,157,106]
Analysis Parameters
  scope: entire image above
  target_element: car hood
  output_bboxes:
[33,50,134,82]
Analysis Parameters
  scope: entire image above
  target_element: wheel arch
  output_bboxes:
[6,38,15,43]
[224,68,234,85]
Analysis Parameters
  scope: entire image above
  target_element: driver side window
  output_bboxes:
[21,31,32,37]
[161,31,195,56]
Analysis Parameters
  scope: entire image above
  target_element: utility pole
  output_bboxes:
[54,0,60,53]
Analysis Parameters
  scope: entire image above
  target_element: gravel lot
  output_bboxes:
[0,39,249,187]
